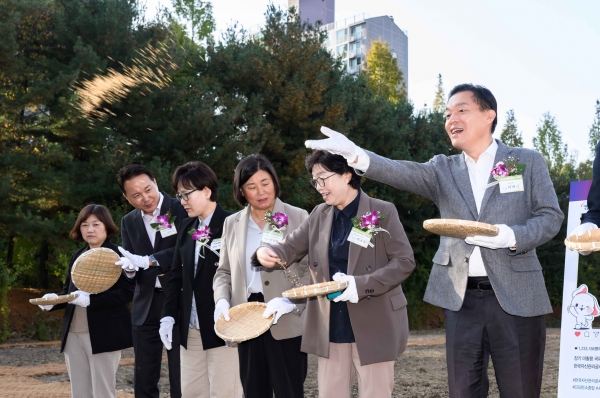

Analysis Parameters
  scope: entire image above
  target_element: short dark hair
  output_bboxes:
[448,84,498,133]
[171,161,219,202]
[233,154,281,206]
[116,164,155,194]
[305,150,361,190]
[70,204,119,242]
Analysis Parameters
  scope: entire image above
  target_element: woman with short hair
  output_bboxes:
[160,161,243,398]
[255,150,416,398]
[213,154,310,398]
[39,204,134,398]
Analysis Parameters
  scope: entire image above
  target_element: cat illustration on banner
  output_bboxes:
[568,284,600,329]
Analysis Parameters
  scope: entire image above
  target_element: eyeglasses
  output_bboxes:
[309,173,336,188]
[176,189,198,202]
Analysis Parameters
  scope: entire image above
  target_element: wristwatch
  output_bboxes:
[149,254,159,268]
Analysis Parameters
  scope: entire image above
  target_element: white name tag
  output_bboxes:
[347,228,372,248]
[210,238,222,251]
[498,176,524,193]
[159,226,177,238]
[261,230,284,244]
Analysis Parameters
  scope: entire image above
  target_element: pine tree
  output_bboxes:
[533,112,568,171]
[432,74,445,113]
[589,100,600,156]
[362,39,404,104]
[499,110,524,147]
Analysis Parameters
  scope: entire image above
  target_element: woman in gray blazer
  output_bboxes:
[213,154,310,398]
[255,151,416,398]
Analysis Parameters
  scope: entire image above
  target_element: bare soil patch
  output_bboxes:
[0,329,560,397]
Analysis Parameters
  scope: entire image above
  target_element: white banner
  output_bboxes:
[557,180,600,396]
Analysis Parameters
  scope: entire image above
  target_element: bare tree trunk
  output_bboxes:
[38,241,49,289]
[6,236,14,269]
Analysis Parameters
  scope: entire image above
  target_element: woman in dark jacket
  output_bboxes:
[39,204,134,398]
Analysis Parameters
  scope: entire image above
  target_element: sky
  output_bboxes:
[142,0,600,163]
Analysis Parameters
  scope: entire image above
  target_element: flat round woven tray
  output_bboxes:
[29,293,78,306]
[565,229,600,252]
[71,247,121,294]
[423,219,499,238]
[282,280,348,299]
[214,302,274,342]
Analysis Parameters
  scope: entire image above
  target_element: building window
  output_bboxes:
[336,29,347,44]
[336,44,347,56]
[350,24,363,41]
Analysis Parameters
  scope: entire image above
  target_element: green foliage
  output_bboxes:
[589,100,600,157]
[499,109,524,148]
[432,74,445,114]
[362,39,404,104]
[171,0,215,44]
[533,112,569,172]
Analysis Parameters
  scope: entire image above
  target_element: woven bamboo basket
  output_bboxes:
[565,229,600,252]
[214,302,274,342]
[29,293,78,306]
[423,219,499,239]
[71,248,121,294]
[282,280,348,299]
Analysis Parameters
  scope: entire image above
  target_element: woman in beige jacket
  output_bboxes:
[256,150,416,398]
[213,154,310,398]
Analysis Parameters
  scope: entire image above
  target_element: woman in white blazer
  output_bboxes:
[213,154,309,398]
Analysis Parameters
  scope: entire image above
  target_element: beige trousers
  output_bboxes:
[317,342,395,398]
[181,328,243,398]
[63,332,121,398]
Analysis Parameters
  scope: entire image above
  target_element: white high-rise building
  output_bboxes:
[290,0,408,89]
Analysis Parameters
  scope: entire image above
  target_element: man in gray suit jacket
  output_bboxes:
[306,84,564,398]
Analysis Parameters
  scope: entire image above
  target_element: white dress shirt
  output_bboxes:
[463,139,498,276]
[189,211,214,329]
[245,215,264,297]
[141,193,164,288]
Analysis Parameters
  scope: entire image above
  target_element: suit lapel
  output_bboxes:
[450,155,479,219]
[195,204,225,280]
[319,205,334,282]
[479,140,513,217]
[133,211,154,251]
[347,191,369,276]
[184,218,199,280]
[153,192,173,250]
[235,207,249,284]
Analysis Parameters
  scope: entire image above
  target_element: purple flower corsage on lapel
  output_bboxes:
[487,157,526,188]
[350,211,390,248]
[264,211,288,232]
[150,210,176,231]
[188,225,219,257]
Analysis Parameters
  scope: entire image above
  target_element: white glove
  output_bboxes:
[116,255,138,274]
[118,247,150,270]
[568,222,598,255]
[332,273,359,303]
[159,317,175,350]
[305,126,370,170]
[38,293,58,311]
[70,291,90,307]
[465,224,516,250]
[214,299,230,323]
[262,297,297,324]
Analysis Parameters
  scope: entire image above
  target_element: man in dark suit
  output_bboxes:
[116,164,187,398]
[306,84,564,398]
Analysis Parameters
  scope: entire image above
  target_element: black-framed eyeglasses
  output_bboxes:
[309,173,336,188]
[176,189,198,202]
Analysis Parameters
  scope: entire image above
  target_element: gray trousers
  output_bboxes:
[64,332,121,398]
[444,289,546,398]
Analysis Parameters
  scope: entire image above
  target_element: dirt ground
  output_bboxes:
[0,328,560,398]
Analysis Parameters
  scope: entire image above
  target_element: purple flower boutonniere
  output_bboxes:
[264,211,288,233]
[350,211,390,248]
[188,225,219,258]
[150,210,176,231]
[490,157,526,180]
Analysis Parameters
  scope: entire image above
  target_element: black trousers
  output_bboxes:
[238,293,307,398]
[132,290,182,398]
[444,289,546,398]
